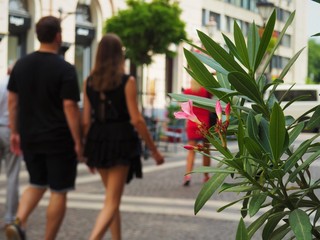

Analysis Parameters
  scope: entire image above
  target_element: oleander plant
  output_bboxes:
[170,10,320,240]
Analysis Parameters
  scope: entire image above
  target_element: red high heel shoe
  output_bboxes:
[183,175,191,186]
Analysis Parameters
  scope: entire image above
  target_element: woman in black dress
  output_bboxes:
[82,33,164,240]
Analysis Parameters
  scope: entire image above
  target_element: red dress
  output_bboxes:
[183,87,211,140]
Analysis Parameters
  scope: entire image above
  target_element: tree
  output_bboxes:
[308,39,320,83]
[104,0,187,66]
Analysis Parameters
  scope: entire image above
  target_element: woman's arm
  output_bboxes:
[82,79,91,138]
[125,76,164,165]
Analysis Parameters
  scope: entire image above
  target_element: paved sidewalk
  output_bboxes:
[4,135,316,239]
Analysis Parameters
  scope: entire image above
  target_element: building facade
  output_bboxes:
[0,0,308,118]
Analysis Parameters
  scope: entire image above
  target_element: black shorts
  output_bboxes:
[24,151,77,192]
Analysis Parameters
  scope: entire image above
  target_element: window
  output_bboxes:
[202,9,221,31]
[273,90,318,102]
[281,34,291,47]
[271,55,290,69]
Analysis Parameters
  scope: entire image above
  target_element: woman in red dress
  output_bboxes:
[183,80,211,186]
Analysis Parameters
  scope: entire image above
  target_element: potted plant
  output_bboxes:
[171,10,320,239]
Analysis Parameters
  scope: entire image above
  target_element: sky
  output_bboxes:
[307,0,320,38]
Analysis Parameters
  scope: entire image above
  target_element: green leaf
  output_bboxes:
[247,209,273,238]
[288,149,320,182]
[306,105,320,130]
[191,166,235,174]
[269,169,285,180]
[254,10,276,71]
[278,48,305,80]
[247,22,260,71]
[241,193,250,218]
[217,195,249,212]
[289,209,312,240]
[270,103,286,162]
[283,136,317,173]
[248,192,267,217]
[259,118,272,156]
[169,93,215,111]
[314,208,320,226]
[222,33,243,66]
[228,72,264,104]
[288,122,305,146]
[260,11,295,75]
[237,120,245,155]
[262,211,289,240]
[184,49,220,91]
[197,30,247,75]
[222,185,257,192]
[194,172,228,214]
[236,218,249,240]
[269,223,290,240]
[192,52,229,75]
[244,137,263,159]
[234,21,250,70]
[207,134,233,159]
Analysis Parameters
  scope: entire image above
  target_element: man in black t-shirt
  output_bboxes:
[6,16,83,240]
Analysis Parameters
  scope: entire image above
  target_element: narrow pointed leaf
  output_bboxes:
[194,172,229,214]
[222,33,243,65]
[306,105,320,130]
[288,122,304,146]
[269,223,290,240]
[283,137,317,173]
[278,48,305,80]
[184,48,219,89]
[289,209,312,240]
[228,72,264,104]
[247,22,260,70]
[236,218,249,240]
[247,209,273,238]
[192,51,229,75]
[260,11,295,75]
[254,10,276,70]
[288,149,320,182]
[270,103,286,162]
[248,193,267,217]
[191,166,235,174]
[234,21,250,69]
[262,211,289,240]
[244,137,263,159]
[197,30,247,75]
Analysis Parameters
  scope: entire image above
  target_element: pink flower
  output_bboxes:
[225,102,231,122]
[216,101,222,123]
[174,100,201,124]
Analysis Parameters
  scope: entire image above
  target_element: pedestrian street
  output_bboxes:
[0,134,319,239]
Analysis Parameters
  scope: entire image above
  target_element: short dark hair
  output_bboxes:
[36,16,61,43]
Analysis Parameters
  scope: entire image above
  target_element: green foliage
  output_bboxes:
[171,9,320,239]
[308,40,320,83]
[104,0,187,65]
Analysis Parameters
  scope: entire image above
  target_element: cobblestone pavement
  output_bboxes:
[0,133,318,240]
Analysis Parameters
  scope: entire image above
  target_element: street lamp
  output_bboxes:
[256,1,275,26]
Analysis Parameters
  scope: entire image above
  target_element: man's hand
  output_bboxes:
[10,133,22,156]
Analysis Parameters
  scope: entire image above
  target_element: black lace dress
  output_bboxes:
[84,74,142,183]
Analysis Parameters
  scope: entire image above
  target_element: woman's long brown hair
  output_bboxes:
[90,33,124,91]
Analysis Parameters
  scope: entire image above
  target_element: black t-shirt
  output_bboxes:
[7,51,80,154]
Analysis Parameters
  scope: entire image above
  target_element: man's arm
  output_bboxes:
[8,91,21,155]
[63,99,84,162]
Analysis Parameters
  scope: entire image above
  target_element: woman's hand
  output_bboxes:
[152,149,165,165]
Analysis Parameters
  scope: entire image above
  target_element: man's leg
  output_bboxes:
[16,186,47,229]
[45,191,67,240]
[5,149,21,224]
